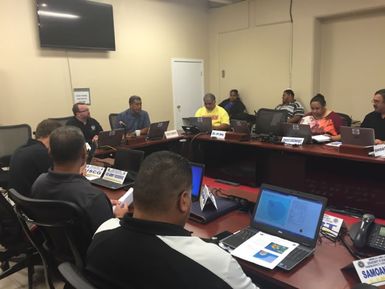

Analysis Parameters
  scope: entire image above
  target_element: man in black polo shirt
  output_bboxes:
[86,151,258,289]
[361,89,385,144]
[9,119,61,196]
[66,103,103,145]
[32,126,127,237]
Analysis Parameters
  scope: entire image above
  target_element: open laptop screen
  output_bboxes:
[252,185,326,245]
[190,162,205,200]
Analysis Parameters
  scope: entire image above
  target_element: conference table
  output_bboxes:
[101,178,385,289]
[95,133,385,219]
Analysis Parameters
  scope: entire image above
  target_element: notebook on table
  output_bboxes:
[220,183,327,270]
[188,162,239,224]
[146,121,169,140]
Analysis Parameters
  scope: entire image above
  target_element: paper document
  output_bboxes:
[325,141,342,147]
[312,134,331,142]
[231,231,299,269]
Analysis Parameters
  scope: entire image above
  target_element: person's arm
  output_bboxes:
[140,111,151,135]
[288,115,302,123]
[215,108,230,131]
[375,139,385,144]
[213,123,230,131]
[92,119,103,142]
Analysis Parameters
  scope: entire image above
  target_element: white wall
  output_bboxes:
[0,0,209,130]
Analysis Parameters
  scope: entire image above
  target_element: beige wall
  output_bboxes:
[209,0,385,118]
[0,0,209,130]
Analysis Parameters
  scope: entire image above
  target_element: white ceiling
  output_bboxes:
[208,0,244,8]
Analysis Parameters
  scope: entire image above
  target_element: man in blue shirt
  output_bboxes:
[115,95,150,135]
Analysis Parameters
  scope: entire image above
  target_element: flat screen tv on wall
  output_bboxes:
[36,0,116,51]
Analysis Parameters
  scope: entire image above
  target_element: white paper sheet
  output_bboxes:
[231,231,299,269]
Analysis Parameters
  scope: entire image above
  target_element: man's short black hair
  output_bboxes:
[49,126,85,165]
[129,95,142,105]
[35,119,62,139]
[375,89,385,102]
[134,151,192,213]
[283,89,295,98]
[311,93,326,107]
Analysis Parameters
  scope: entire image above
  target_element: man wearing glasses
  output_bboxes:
[66,102,103,145]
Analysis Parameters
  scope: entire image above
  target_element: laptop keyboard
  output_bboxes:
[221,228,257,249]
[278,246,311,270]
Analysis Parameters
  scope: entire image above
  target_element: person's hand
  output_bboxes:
[79,163,87,176]
[114,202,129,218]
[92,135,99,143]
[375,139,384,145]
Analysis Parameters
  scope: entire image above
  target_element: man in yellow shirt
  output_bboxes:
[195,93,230,131]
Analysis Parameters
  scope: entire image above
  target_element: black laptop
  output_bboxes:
[182,117,212,134]
[97,129,124,148]
[188,162,239,223]
[220,184,327,270]
[281,123,312,144]
[90,149,145,190]
[146,121,169,140]
[231,119,251,134]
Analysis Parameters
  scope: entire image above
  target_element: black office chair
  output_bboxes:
[0,190,38,289]
[58,262,97,289]
[336,112,352,127]
[0,124,32,189]
[108,113,119,130]
[48,116,73,127]
[8,188,91,289]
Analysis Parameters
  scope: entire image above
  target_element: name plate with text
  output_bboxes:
[281,137,304,146]
[85,165,105,180]
[373,144,385,157]
[164,129,179,139]
[211,130,226,140]
[102,167,127,184]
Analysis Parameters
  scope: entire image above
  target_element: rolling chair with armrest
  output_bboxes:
[0,190,39,289]
[48,116,73,127]
[8,188,91,289]
[336,112,352,127]
[58,262,97,289]
[108,113,119,130]
[0,124,32,189]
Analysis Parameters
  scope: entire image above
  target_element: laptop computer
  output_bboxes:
[189,162,239,223]
[281,123,312,144]
[220,183,327,270]
[146,121,169,140]
[341,126,375,146]
[231,119,251,134]
[90,149,145,190]
[182,117,212,133]
[97,129,124,148]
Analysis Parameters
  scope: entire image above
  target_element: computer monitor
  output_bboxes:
[255,108,288,135]
[190,162,205,201]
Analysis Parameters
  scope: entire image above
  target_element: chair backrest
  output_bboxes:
[48,116,73,127]
[58,262,97,289]
[0,191,23,248]
[114,149,145,173]
[336,112,352,127]
[7,189,89,269]
[0,124,32,166]
[108,113,118,130]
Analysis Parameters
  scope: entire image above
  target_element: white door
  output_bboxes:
[171,59,204,130]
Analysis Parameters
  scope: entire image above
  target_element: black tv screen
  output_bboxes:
[36,0,116,51]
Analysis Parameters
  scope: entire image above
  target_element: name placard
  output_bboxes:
[281,136,304,146]
[199,185,218,211]
[373,144,385,157]
[211,130,226,140]
[102,167,127,184]
[353,254,385,286]
[85,165,105,179]
[164,129,179,139]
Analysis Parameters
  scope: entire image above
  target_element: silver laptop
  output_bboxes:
[220,184,327,270]
[341,126,375,146]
